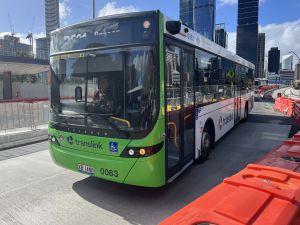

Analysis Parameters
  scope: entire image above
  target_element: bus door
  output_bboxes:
[234,67,241,124]
[165,40,195,179]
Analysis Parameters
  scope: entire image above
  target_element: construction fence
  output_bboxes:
[0,98,49,132]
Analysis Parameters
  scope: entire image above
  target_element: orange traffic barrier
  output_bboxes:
[273,97,299,117]
[293,103,300,126]
[160,164,300,225]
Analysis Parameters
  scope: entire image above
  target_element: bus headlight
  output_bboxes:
[48,135,60,145]
[128,149,135,156]
[121,142,163,158]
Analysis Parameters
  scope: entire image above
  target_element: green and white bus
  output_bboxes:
[48,11,254,187]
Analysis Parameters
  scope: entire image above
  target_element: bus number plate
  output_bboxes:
[78,164,94,175]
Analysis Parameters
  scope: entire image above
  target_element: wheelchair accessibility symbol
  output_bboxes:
[109,142,118,153]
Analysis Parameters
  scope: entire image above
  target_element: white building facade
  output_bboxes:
[282,54,293,71]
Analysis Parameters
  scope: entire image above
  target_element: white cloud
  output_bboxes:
[59,0,71,22]
[98,2,139,17]
[0,32,11,38]
[259,19,300,61]
[227,32,237,54]
[218,0,237,6]
[218,0,265,6]
[227,19,300,66]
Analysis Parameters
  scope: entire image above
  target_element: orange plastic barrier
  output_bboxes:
[294,103,300,126]
[256,132,300,172]
[160,164,300,225]
[274,97,299,117]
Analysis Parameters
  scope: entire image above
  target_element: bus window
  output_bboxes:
[195,49,229,105]
[50,46,158,137]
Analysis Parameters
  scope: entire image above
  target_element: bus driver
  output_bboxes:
[93,77,113,113]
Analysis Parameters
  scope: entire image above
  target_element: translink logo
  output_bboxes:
[219,114,234,130]
[66,136,102,150]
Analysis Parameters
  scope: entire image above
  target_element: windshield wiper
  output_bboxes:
[50,114,86,128]
[51,113,130,138]
[51,113,112,129]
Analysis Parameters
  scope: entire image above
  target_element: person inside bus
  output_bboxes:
[93,76,113,113]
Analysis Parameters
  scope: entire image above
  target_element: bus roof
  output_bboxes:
[163,15,255,70]
[49,10,255,70]
[50,10,158,36]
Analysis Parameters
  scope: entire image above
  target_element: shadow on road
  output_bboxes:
[72,163,213,225]
[70,99,299,225]
[248,114,299,138]
[71,120,293,224]
[254,96,275,103]
[248,113,294,125]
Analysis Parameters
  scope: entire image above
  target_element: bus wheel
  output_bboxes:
[242,103,249,123]
[196,125,213,164]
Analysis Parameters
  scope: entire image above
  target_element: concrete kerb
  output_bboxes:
[0,127,48,151]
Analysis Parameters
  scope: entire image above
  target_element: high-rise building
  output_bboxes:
[256,33,265,78]
[268,47,280,74]
[194,0,216,40]
[282,54,293,71]
[36,37,50,60]
[180,0,216,40]
[295,63,300,81]
[215,23,228,48]
[279,70,294,85]
[0,35,33,58]
[180,0,194,29]
[236,0,259,65]
[45,0,60,36]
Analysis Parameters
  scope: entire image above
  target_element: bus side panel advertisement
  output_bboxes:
[195,99,235,159]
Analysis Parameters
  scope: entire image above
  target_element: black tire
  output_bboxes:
[195,125,213,164]
[242,104,249,123]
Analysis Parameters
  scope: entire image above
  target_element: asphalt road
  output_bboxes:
[0,99,296,225]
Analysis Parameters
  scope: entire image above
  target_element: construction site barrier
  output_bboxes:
[274,96,300,126]
[160,164,300,225]
[274,97,300,118]
[0,100,49,131]
[294,102,300,126]
[160,131,300,225]
[274,97,299,117]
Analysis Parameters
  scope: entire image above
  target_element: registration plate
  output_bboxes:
[77,164,94,175]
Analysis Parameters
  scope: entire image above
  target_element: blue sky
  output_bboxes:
[0,0,300,60]
[0,0,299,33]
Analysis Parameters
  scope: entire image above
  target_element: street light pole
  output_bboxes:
[93,0,96,19]
[289,51,300,62]
[289,51,300,94]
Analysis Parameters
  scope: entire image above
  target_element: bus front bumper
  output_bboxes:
[49,143,165,187]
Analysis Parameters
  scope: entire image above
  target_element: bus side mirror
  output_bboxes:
[166,21,181,35]
[75,86,83,102]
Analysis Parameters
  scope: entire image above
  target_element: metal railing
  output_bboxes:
[0,100,49,132]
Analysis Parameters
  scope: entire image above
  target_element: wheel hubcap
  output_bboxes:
[202,132,211,152]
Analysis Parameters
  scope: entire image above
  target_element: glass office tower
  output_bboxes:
[180,0,194,29]
[268,47,280,74]
[180,0,216,41]
[257,33,265,78]
[236,0,259,66]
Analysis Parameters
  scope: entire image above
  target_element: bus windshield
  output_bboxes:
[49,46,158,138]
